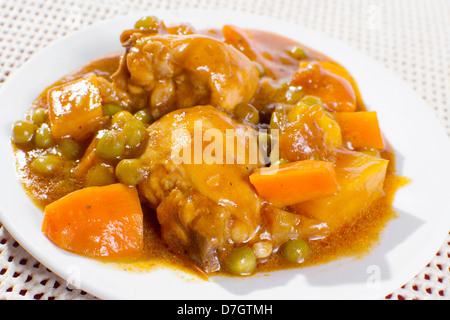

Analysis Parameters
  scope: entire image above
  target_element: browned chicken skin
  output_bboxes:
[138,105,264,272]
[113,29,259,119]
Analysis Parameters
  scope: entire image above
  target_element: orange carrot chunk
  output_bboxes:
[42,183,143,259]
[249,160,338,207]
[334,111,384,149]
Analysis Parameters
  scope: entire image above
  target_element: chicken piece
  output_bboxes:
[113,31,259,119]
[138,105,264,272]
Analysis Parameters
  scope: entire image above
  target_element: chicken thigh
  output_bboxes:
[138,105,264,272]
[113,29,259,119]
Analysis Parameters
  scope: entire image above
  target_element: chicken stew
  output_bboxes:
[11,16,405,277]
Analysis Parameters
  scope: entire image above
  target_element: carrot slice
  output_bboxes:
[334,111,384,149]
[249,160,338,207]
[42,183,143,259]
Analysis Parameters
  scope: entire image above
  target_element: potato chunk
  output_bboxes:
[48,75,103,142]
[276,103,343,162]
[292,151,388,230]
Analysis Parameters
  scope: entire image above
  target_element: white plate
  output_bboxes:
[1,10,449,300]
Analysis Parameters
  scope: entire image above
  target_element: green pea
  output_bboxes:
[58,138,81,160]
[34,124,55,149]
[96,130,126,159]
[123,119,146,148]
[31,108,48,125]
[281,239,310,264]
[30,154,62,176]
[235,103,260,125]
[226,247,257,275]
[115,159,143,186]
[301,95,323,107]
[288,46,307,60]
[111,110,133,128]
[102,103,123,117]
[12,121,37,144]
[85,164,116,187]
[134,16,159,29]
[134,109,153,125]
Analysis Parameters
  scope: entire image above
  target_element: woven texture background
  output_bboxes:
[0,0,449,300]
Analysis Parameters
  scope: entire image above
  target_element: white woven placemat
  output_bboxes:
[0,0,449,300]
